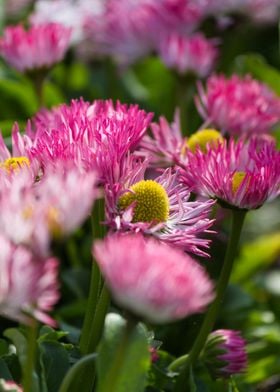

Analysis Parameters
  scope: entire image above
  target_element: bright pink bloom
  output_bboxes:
[26,99,152,184]
[93,233,214,323]
[157,33,218,77]
[140,111,186,167]
[0,23,71,72]
[204,329,247,378]
[196,74,280,137]
[0,234,59,325]
[180,138,280,210]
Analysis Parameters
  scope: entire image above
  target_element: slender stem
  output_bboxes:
[175,73,195,136]
[32,72,46,109]
[87,284,110,353]
[174,209,246,391]
[22,320,38,392]
[58,353,97,392]
[168,354,189,372]
[79,260,101,354]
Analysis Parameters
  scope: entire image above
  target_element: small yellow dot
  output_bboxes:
[119,180,169,223]
[187,129,224,153]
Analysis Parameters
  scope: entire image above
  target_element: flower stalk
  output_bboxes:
[174,209,246,390]
[22,320,38,392]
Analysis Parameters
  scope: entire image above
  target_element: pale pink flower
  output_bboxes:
[180,138,280,210]
[106,163,215,257]
[0,379,23,392]
[196,74,280,137]
[140,111,186,167]
[93,233,214,323]
[203,329,247,378]
[157,33,218,77]
[0,234,59,325]
[0,23,71,72]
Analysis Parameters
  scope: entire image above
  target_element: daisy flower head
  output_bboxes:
[203,329,247,378]
[0,22,72,73]
[0,234,59,326]
[196,74,280,137]
[181,137,280,210]
[107,164,215,257]
[93,233,214,323]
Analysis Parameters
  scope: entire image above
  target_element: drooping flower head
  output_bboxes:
[203,329,247,378]
[181,138,280,210]
[106,158,215,257]
[0,23,71,73]
[157,33,218,77]
[196,74,280,137]
[0,234,59,326]
[93,233,214,323]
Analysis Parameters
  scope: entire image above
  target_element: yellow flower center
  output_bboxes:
[187,129,224,153]
[232,172,247,194]
[47,207,62,238]
[119,180,169,223]
[1,156,30,172]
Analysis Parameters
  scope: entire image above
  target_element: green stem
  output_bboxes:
[175,73,195,136]
[79,198,107,354]
[87,284,110,353]
[168,354,189,372]
[58,353,97,392]
[174,209,246,391]
[22,320,38,392]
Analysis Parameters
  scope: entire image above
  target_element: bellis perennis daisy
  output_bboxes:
[180,138,280,210]
[93,233,214,323]
[0,23,72,73]
[105,157,215,257]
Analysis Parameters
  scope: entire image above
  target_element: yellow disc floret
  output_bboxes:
[187,129,224,153]
[119,180,169,223]
[232,172,247,194]
[1,156,30,172]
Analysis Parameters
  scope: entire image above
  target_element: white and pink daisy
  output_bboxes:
[196,74,280,137]
[0,234,59,326]
[0,23,71,73]
[157,33,218,77]
[180,138,280,210]
[93,233,214,323]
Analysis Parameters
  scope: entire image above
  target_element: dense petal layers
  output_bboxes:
[94,233,214,323]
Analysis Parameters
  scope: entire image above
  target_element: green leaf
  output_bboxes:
[235,54,280,95]
[232,232,280,284]
[39,341,71,392]
[4,329,27,368]
[0,340,9,357]
[0,358,13,380]
[38,326,68,343]
[97,313,150,392]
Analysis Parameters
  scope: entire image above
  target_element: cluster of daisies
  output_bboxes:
[0,8,279,385]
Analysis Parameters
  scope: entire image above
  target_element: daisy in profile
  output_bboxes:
[93,233,214,323]
[105,156,215,257]
[181,137,280,210]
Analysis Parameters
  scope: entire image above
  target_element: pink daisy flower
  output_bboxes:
[25,98,152,184]
[0,23,71,73]
[0,234,59,326]
[157,33,218,77]
[180,138,280,210]
[203,329,247,378]
[106,159,215,257]
[93,233,214,323]
[196,74,280,137]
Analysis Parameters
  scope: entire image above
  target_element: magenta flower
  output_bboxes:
[0,234,59,325]
[140,111,186,167]
[0,23,71,72]
[106,163,215,257]
[180,138,280,210]
[203,329,247,378]
[196,74,280,137]
[26,99,152,184]
[157,33,218,77]
[93,233,214,323]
